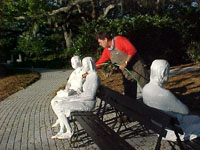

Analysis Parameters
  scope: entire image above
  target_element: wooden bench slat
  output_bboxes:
[73,111,134,150]
[184,138,200,150]
[192,138,200,145]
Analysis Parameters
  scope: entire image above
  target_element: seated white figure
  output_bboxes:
[143,59,200,141]
[51,56,83,128]
[57,55,83,97]
[51,57,101,139]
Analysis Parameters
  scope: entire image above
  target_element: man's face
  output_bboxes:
[98,38,109,48]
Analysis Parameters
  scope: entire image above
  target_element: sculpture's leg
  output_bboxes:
[51,97,57,112]
[52,119,60,128]
[51,108,72,139]
[55,111,73,139]
[51,98,61,128]
[59,120,65,133]
[52,101,87,139]
[58,110,72,133]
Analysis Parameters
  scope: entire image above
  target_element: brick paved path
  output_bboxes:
[2,67,198,150]
[0,69,74,150]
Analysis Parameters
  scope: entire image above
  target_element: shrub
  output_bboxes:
[71,15,190,66]
[187,41,200,62]
[17,36,47,61]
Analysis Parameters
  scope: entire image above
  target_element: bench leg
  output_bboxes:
[96,99,103,117]
[155,134,162,150]
[141,125,151,135]
[111,109,119,130]
[174,131,185,150]
[69,115,93,148]
[96,100,107,121]
[167,141,177,150]
[70,116,79,148]
[116,112,129,133]
[155,128,167,150]
[100,102,107,121]
[117,120,123,133]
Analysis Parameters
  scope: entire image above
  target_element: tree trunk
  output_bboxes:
[120,0,124,16]
[76,3,88,24]
[90,0,98,19]
[156,0,166,11]
[62,25,72,49]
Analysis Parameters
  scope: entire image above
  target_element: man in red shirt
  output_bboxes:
[96,32,149,99]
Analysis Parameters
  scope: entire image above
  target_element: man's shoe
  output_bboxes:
[117,115,128,123]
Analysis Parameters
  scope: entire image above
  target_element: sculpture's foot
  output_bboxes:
[51,131,64,139]
[56,132,73,139]
[51,135,58,139]
[52,119,59,128]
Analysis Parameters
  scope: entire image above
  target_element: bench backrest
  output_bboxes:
[97,86,183,137]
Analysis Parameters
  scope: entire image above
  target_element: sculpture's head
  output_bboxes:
[150,59,170,87]
[82,57,96,74]
[71,56,81,69]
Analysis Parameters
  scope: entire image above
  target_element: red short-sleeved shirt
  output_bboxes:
[96,36,137,69]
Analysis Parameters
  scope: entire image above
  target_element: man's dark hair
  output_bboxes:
[96,31,112,40]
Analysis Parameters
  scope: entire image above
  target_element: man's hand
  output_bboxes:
[119,62,127,70]
[120,55,132,70]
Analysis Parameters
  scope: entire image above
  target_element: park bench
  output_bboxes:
[69,107,134,149]
[96,85,200,150]
[70,111,134,150]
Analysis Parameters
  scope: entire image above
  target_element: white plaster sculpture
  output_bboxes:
[57,55,83,97]
[51,57,101,139]
[51,56,83,128]
[143,59,200,141]
[143,59,189,114]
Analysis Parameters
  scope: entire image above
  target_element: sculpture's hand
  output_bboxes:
[57,90,69,97]
[82,73,88,78]
[76,89,82,95]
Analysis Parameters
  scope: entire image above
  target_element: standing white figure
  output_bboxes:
[51,57,101,139]
[51,56,83,128]
[143,59,200,141]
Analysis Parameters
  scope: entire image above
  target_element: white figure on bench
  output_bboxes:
[51,56,83,128]
[57,55,83,97]
[51,57,101,139]
[143,59,200,141]
[143,59,189,114]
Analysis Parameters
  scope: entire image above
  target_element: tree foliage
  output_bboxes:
[0,0,199,68]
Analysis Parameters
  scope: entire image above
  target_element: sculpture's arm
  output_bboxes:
[164,90,189,114]
[69,73,100,102]
[65,70,76,90]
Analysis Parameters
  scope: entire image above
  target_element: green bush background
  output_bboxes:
[71,14,200,67]
[1,6,199,68]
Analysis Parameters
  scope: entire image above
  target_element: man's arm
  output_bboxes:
[119,54,133,70]
[95,48,110,69]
